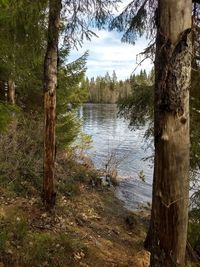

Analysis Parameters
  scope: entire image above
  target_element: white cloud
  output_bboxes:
[68,1,153,80]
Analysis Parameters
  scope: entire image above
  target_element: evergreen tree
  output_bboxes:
[0,0,47,131]
[112,70,117,84]
[57,52,89,150]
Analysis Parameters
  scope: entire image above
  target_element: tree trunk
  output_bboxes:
[0,81,6,101]
[145,1,192,266]
[42,0,61,209]
[7,80,15,104]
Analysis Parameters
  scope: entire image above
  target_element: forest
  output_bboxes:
[85,69,153,103]
[0,0,200,267]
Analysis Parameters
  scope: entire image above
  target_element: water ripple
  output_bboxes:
[79,103,153,211]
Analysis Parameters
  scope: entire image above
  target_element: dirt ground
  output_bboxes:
[0,182,150,267]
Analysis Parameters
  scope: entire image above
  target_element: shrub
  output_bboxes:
[0,114,43,196]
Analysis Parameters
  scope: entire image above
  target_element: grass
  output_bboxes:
[0,155,150,267]
[23,232,86,267]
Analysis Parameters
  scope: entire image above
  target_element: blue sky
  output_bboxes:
[69,1,153,81]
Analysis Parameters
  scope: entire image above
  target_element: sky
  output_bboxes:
[69,1,153,81]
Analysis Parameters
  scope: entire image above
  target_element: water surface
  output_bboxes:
[78,103,153,210]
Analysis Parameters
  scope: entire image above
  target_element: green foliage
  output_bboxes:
[58,52,88,108]
[24,232,87,267]
[119,68,200,257]
[0,218,88,267]
[75,133,93,152]
[0,114,43,196]
[60,0,120,47]
[0,0,93,160]
[0,0,47,89]
[118,70,154,128]
[118,83,153,127]
[57,112,81,150]
[25,233,55,267]
[10,216,29,242]
[87,71,132,103]
[87,69,153,104]
[0,0,48,117]
[0,215,29,257]
[57,51,89,150]
[58,179,80,196]
[118,68,200,173]
[109,0,156,44]
[57,157,97,197]
[0,112,94,198]
[0,0,9,6]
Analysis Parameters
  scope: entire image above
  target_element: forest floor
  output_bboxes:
[0,154,150,267]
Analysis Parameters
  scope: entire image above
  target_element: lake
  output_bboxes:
[78,103,153,210]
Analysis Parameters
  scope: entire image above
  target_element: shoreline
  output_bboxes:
[0,157,150,267]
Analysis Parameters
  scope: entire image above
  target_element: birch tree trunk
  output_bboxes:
[42,0,61,209]
[146,1,192,266]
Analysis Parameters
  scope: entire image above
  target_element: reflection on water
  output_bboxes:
[78,103,153,210]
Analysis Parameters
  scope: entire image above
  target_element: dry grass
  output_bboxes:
[0,164,150,267]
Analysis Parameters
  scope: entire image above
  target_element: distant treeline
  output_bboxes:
[83,69,154,103]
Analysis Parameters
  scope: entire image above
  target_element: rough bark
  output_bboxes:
[42,0,61,209]
[145,1,192,266]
